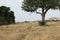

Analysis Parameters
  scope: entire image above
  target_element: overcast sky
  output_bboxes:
[0,0,60,22]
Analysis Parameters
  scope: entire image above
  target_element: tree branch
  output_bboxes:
[36,11,42,15]
[44,8,50,13]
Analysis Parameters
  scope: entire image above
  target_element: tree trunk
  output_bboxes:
[41,14,45,25]
[40,8,46,25]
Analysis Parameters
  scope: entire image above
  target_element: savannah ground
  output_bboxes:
[0,21,60,40]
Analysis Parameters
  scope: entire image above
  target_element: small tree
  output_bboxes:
[0,6,15,25]
[22,0,60,25]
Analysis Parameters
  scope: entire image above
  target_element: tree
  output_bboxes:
[22,0,60,25]
[8,11,15,24]
[0,6,15,25]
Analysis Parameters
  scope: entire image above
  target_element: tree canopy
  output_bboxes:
[0,6,15,25]
[22,0,60,12]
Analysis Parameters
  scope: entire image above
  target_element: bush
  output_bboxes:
[0,6,15,25]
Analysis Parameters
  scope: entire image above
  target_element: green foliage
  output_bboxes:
[22,0,60,12]
[0,6,15,25]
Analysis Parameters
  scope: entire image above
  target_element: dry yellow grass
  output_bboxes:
[0,21,60,40]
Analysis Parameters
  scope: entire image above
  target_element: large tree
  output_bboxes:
[22,0,60,25]
[0,6,15,25]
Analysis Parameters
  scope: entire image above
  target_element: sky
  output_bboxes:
[0,0,60,22]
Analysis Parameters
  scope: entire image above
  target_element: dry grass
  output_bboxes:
[0,21,60,40]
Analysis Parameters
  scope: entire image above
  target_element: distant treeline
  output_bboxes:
[0,6,15,25]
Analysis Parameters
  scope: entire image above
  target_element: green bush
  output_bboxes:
[0,6,15,25]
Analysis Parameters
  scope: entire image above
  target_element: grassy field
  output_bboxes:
[0,21,60,40]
